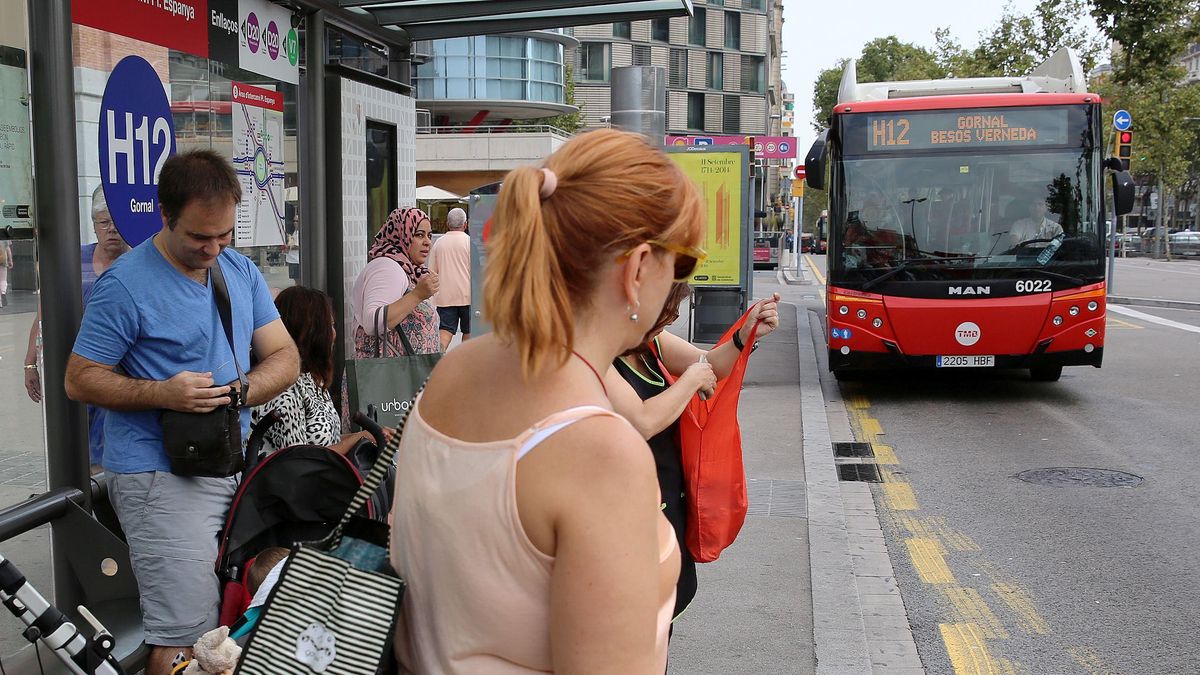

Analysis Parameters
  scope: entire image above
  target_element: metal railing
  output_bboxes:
[417,124,573,137]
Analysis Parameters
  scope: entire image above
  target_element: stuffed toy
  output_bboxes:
[182,626,242,675]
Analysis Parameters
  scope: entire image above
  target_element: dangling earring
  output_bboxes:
[629,300,640,322]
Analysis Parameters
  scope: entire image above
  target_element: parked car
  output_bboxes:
[1168,230,1200,256]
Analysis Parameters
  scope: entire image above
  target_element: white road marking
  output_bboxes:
[1115,259,1200,277]
[1108,304,1200,334]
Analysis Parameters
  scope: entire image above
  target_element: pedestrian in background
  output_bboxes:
[285,215,300,281]
[24,185,130,470]
[0,240,11,307]
[350,207,441,358]
[607,284,780,622]
[64,149,299,675]
[390,128,706,674]
[428,206,471,350]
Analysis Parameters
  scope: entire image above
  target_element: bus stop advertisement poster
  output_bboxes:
[667,146,752,343]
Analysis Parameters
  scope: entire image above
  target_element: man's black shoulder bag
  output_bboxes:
[160,261,248,477]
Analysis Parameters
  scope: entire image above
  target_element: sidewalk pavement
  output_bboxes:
[667,272,921,674]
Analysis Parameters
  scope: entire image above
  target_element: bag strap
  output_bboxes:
[317,388,419,551]
[210,260,248,392]
[372,300,419,358]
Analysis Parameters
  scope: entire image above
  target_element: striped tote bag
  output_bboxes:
[235,403,411,675]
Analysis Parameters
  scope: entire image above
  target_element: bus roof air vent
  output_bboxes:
[838,47,1086,105]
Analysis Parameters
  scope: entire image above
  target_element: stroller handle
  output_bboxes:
[353,411,387,447]
[244,409,283,478]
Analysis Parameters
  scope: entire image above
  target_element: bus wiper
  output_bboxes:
[860,256,992,291]
[1012,268,1087,286]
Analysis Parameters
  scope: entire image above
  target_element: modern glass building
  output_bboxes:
[414,31,579,125]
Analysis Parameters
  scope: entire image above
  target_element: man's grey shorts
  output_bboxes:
[108,471,236,646]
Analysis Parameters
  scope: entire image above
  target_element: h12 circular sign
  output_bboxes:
[98,55,176,247]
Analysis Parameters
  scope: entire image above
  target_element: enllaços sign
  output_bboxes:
[97,56,177,247]
[238,0,299,84]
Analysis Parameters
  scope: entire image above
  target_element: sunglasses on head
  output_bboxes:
[618,239,708,281]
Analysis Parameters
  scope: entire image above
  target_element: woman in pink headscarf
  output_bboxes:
[350,207,443,359]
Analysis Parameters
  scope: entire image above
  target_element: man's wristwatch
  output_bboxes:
[23,364,36,371]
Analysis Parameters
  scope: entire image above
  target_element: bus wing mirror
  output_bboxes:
[805,130,829,190]
[1111,170,1135,216]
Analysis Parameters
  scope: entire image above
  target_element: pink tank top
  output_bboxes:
[389,403,679,674]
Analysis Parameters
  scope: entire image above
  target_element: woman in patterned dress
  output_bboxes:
[350,207,442,360]
[252,286,378,454]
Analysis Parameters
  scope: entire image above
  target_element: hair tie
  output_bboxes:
[539,168,558,200]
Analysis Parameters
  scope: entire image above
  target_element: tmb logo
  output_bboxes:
[954,321,981,346]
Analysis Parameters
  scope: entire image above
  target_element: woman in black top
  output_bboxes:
[608,283,780,619]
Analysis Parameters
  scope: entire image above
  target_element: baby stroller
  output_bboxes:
[215,411,390,627]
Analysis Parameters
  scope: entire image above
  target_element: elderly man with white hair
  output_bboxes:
[24,185,130,469]
[428,206,472,350]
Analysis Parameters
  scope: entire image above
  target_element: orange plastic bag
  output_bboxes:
[661,306,761,563]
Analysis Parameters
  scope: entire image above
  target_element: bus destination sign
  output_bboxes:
[865,109,1070,151]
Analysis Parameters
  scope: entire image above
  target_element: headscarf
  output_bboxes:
[368,207,431,283]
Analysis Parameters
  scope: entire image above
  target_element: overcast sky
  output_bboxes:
[780,0,1046,155]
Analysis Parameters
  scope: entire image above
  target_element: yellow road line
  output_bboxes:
[924,516,981,552]
[845,394,870,410]
[894,515,946,551]
[1105,316,1142,329]
[940,623,1011,675]
[804,253,827,286]
[882,482,918,510]
[942,587,1010,639]
[906,537,956,584]
[991,583,1050,635]
[859,416,883,438]
[872,443,900,465]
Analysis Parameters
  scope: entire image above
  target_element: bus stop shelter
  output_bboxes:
[5,0,693,671]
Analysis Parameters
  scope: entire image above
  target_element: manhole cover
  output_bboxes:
[838,464,882,483]
[1014,467,1143,488]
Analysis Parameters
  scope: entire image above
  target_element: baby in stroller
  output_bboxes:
[229,546,290,642]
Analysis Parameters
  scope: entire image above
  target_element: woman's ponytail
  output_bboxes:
[484,165,574,378]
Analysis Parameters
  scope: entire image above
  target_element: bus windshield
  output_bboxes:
[832,106,1101,286]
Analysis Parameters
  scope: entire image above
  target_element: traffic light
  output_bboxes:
[1114,130,1133,170]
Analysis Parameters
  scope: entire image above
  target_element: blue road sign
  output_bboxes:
[1113,110,1132,131]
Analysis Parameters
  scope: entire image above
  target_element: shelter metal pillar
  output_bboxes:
[27,0,89,612]
[300,10,327,292]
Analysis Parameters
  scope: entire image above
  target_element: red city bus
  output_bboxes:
[806,49,1134,381]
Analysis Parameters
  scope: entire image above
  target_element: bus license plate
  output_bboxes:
[936,355,995,368]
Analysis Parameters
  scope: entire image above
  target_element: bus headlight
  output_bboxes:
[856,309,868,320]
[839,305,849,315]
[1053,315,1063,326]
[1069,306,1080,316]
[872,318,883,328]
[1087,301,1098,311]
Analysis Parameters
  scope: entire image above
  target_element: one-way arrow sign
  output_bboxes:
[1113,110,1132,131]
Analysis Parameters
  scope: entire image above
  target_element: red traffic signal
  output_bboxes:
[1119,131,1132,143]
[1115,130,1133,169]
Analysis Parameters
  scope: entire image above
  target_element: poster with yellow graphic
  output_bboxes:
[669,150,745,287]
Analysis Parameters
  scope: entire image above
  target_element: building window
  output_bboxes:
[613,22,632,39]
[745,0,765,9]
[725,14,741,50]
[709,0,725,4]
[652,18,670,42]
[688,92,705,130]
[742,54,765,93]
[708,52,724,90]
[578,42,610,82]
[688,8,706,46]
[633,45,652,67]
[723,95,741,133]
[669,48,688,88]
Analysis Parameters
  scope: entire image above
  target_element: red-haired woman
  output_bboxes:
[390,129,707,674]
[251,286,376,454]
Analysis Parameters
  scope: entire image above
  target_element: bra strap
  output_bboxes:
[515,406,622,460]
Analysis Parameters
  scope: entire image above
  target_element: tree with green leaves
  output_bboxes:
[1091,0,1200,255]
[812,1,1104,130]
[530,65,585,134]
[810,38,944,130]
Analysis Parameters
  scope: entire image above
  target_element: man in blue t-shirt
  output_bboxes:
[66,149,299,675]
